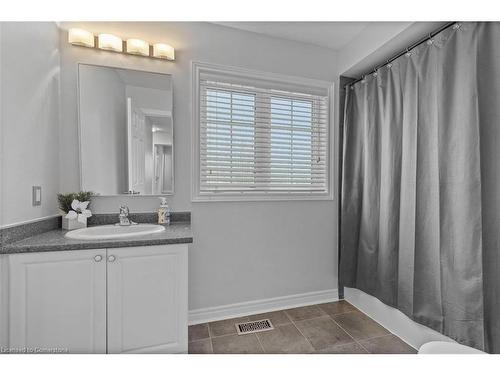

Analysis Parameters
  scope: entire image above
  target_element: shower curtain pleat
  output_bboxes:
[356,77,380,297]
[476,23,500,354]
[339,87,363,289]
[412,43,444,335]
[397,58,417,318]
[340,22,499,352]
[375,67,402,307]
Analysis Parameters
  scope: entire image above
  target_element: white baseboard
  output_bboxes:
[188,289,338,325]
[344,287,456,350]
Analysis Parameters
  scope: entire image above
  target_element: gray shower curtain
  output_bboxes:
[340,22,500,353]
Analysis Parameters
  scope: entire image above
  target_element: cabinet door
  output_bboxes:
[107,244,188,353]
[8,249,107,353]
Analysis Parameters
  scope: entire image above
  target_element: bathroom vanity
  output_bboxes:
[0,222,192,354]
[0,64,188,354]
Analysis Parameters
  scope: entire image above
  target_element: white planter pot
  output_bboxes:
[62,216,87,231]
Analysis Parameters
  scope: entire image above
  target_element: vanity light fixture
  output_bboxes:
[126,38,150,56]
[152,43,175,61]
[67,28,175,61]
[98,34,123,52]
[68,28,95,48]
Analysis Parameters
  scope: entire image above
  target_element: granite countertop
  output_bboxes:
[1,222,193,254]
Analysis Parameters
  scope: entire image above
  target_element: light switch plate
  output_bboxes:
[32,186,42,206]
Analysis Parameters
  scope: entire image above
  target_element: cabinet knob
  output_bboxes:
[108,255,116,262]
[94,255,102,262]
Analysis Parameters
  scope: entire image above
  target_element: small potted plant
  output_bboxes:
[57,191,94,230]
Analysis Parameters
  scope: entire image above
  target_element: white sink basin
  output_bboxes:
[65,224,165,240]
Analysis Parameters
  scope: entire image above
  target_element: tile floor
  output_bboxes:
[188,300,417,354]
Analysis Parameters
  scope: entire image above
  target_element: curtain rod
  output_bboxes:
[344,21,458,88]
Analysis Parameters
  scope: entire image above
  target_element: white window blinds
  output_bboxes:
[196,68,330,198]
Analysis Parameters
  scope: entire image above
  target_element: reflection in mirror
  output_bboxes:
[78,64,173,196]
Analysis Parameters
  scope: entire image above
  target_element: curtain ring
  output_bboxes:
[427,33,434,45]
[405,48,412,57]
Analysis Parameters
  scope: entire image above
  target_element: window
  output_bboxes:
[193,62,333,201]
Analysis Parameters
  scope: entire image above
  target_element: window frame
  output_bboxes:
[192,61,335,202]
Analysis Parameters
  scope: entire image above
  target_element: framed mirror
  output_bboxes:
[78,64,174,196]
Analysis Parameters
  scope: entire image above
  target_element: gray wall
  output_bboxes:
[0,22,61,226]
[58,22,339,310]
[337,22,412,75]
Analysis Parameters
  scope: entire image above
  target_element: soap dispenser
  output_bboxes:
[158,197,171,225]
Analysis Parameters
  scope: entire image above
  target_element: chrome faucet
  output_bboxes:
[117,205,137,226]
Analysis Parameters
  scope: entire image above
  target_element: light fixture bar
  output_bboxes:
[67,28,175,61]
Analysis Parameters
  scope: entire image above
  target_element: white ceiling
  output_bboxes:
[213,22,370,51]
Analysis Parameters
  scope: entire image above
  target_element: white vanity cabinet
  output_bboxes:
[8,249,107,354]
[4,244,187,354]
[106,245,188,353]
